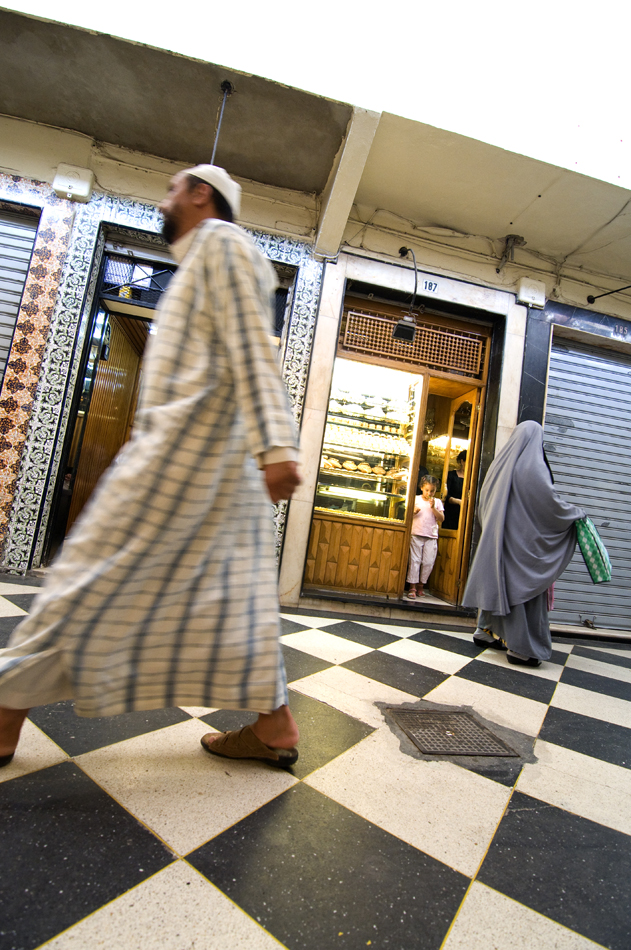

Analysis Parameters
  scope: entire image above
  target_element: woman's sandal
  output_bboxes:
[473,635,507,651]
[406,589,417,600]
[507,653,541,667]
[200,725,298,769]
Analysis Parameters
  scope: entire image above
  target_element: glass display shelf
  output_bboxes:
[315,357,423,524]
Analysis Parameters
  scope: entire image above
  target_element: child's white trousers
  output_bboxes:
[406,536,438,585]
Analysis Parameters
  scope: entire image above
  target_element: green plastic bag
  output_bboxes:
[575,516,612,584]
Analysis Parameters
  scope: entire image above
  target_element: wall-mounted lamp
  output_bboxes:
[496,234,526,274]
[393,247,423,342]
[587,283,631,305]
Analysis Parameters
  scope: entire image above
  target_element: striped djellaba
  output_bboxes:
[0,220,298,717]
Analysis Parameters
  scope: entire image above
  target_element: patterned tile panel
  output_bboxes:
[0,177,322,570]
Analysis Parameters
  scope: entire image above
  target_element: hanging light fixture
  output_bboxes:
[393,247,422,342]
[210,80,235,165]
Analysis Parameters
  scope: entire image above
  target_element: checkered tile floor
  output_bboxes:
[1,577,631,950]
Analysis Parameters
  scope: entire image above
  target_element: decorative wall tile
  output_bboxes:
[0,177,322,570]
[0,175,74,556]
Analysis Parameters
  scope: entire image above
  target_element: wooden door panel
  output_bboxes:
[304,516,406,595]
[66,315,141,533]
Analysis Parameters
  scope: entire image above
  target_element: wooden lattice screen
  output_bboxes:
[341,309,486,378]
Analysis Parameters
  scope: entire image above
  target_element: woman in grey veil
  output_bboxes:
[462,421,584,666]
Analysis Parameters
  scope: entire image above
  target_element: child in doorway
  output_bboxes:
[406,475,444,599]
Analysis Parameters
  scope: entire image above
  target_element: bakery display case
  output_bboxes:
[315,358,423,523]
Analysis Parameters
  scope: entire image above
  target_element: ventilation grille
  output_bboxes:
[386,709,518,756]
[341,309,486,377]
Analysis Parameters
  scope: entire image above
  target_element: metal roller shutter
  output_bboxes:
[0,211,38,383]
[544,338,631,630]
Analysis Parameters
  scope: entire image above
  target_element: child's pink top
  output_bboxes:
[411,496,444,538]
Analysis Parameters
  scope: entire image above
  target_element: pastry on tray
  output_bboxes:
[343,460,357,471]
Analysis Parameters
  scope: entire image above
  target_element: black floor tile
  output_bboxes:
[0,574,43,588]
[282,644,332,683]
[323,620,399,648]
[0,615,25,648]
[549,648,571,666]
[540,706,631,769]
[573,646,631,671]
[456,661,557,704]
[0,762,173,950]
[342,651,448,697]
[285,690,374,778]
[560,666,631,702]
[281,617,313,635]
[189,783,469,950]
[479,790,631,950]
[28,701,191,756]
[409,629,480,657]
[199,707,258,731]
[2,593,37,612]
[200,689,374,780]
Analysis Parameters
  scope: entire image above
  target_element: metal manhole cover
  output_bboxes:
[386,709,518,757]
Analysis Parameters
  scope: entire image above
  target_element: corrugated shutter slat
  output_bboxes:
[544,339,631,630]
[0,213,38,383]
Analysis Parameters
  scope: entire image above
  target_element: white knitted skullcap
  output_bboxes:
[184,164,241,217]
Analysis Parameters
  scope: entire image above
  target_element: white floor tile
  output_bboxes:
[289,666,418,728]
[39,860,283,949]
[280,629,372,664]
[379,638,472,674]
[443,881,603,949]
[281,614,340,629]
[550,641,574,654]
[0,582,42,595]
[517,739,631,836]
[178,706,218,718]
[76,719,297,855]
[306,727,510,877]
[0,720,67,784]
[551,682,631,729]
[0,597,28,617]
[566,653,631,684]
[424,676,549,737]
[475,649,564,682]
[356,621,423,638]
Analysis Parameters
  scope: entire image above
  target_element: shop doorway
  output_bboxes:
[415,380,483,604]
[304,297,491,605]
[44,246,176,561]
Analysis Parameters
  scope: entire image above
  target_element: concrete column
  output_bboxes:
[495,302,528,453]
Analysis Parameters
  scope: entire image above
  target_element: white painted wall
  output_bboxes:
[0,115,317,239]
[279,251,522,606]
[341,215,631,324]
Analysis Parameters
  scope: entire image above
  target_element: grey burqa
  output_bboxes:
[463,421,584,660]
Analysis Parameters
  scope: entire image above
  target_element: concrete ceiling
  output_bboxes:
[2,10,630,286]
[355,114,631,282]
[0,9,352,194]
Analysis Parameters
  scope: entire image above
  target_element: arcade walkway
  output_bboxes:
[1,576,630,950]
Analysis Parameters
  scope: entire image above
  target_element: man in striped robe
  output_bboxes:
[0,165,302,769]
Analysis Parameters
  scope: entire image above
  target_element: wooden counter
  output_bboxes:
[303,511,407,596]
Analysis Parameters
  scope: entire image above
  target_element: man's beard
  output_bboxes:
[161,214,178,244]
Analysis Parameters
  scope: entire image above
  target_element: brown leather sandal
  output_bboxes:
[200,725,298,768]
